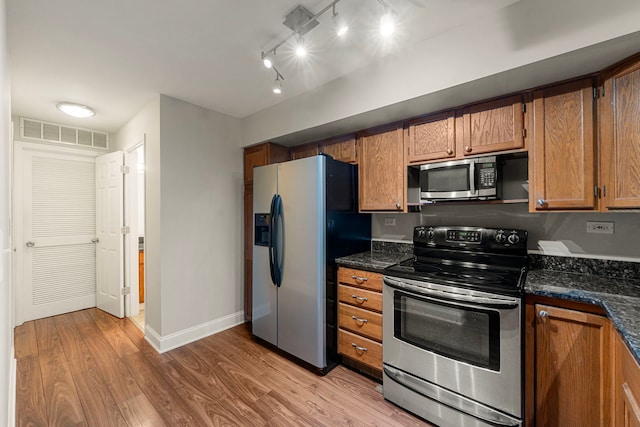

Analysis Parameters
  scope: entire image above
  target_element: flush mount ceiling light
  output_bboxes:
[260,0,396,95]
[56,102,95,118]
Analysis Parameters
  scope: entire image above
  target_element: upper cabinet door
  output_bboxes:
[530,79,596,211]
[407,112,456,163]
[600,60,640,210]
[243,143,289,185]
[291,144,319,160]
[358,126,405,212]
[459,95,525,156]
[319,136,357,164]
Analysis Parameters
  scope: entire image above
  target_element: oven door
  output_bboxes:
[382,275,522,418]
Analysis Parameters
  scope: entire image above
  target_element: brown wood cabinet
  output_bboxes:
[407,112,456,163]
[290,143,318,160]
[337,267,383,375]
[526,298,612,427]
[243,143,288,322]
[614,331,640,427]
[599,58,640,210]
[319,136,357,164]
[529,78,597,211]
[357,125,406,212]
[458,95,525,156]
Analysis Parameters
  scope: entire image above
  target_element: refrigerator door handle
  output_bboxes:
[268,194,277,286]
[273,194,283,287]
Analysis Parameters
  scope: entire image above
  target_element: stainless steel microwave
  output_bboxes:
[419,156,499,202]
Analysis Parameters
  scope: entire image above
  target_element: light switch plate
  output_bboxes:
[586,221,614,234]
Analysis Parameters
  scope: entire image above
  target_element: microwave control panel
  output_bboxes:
[477,162,497,189]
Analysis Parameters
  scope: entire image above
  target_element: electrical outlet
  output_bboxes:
[384,217,396,226]
[586,221,614,234]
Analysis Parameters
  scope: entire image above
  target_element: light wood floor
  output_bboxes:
[14,308,432,426]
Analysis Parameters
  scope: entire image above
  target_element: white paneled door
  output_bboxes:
[15,142,99,325]
[96,151,125,318]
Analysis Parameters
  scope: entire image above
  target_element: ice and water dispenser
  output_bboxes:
[254,213,270,247]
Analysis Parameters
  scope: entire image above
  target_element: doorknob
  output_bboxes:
[26,241,35,247]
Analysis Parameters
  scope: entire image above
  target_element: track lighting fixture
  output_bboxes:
[332,3,348,37]
[272,68,284,94]
[260,0,397,95]
[262,51,274,69]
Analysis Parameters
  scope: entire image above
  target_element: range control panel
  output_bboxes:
[414,225,528,253]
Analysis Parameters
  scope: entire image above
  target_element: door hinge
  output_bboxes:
[121,286,131,295]
[121,226,130,234]
[522,103,526,113]
[121,165,130,174]
[522,128,527,138]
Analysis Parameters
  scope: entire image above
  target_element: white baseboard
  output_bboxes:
[144,310,245,353]
[8,346,16,427]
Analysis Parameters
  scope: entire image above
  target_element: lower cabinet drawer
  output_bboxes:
[338,303,382,341]
[338,284,382,312]
[338,329,382,371]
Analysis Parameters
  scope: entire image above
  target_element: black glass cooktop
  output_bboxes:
[384,257,527,295]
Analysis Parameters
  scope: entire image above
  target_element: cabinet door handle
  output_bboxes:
[351,315,368,325]
[351,294,369,303]
[351,343,368,352]
[395,202,402,210]
[26,241,35,247]
[537,199,546,207]
[351,275,368,283]
[465,146,472,153]
[446,148,453,155]
[539,310,548,318]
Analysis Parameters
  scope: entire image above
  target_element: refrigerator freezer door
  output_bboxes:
[276,156,326,368]
[252,164,278,346]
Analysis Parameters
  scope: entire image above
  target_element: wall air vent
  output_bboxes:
[19,117,109,150]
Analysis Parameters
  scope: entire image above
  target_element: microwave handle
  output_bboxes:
[469,160,477,195]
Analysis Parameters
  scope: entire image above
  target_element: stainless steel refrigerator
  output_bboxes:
[252,155,371,373]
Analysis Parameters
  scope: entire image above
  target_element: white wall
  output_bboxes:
[113,95,244,351]
[113,96,161,334]
[241,0,640,146]
[158,95,243,338]
[0,0,14,424]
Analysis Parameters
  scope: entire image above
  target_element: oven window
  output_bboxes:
[393,291,500,371]
[421,165,470,192]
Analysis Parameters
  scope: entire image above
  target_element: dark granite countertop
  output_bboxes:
[525,269,640,364]
[335,250,412,274]
[337,248,640,364]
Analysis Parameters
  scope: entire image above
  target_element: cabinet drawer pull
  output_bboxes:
[351,315,368,325]
[351,275,368,283]
[351,294,369,303]
[351,343,368,353]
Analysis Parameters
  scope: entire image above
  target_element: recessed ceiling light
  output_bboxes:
[56,102,95,118]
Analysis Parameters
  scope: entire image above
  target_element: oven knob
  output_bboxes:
[508,233,520,244]
[418,229,426,238]
[427,230,434,240]
[495,231,506,244]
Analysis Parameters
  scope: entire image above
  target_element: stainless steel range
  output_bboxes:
[382,225,528,427]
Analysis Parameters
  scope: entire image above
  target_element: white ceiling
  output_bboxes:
[6,0,519,133]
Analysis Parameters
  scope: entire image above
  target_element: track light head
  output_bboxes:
[272,69,284,94]
[332,4,348,37]
[295,36,307,57]
[380,9,395,37]
[262,52,274,69]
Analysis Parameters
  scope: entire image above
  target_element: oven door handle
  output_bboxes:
[383,277,520,309]
[383,365,521,426]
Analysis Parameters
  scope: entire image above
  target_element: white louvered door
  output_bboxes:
[96,151,125,318]
[15,142,99,324]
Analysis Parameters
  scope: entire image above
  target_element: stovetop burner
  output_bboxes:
[383,226,529,296]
